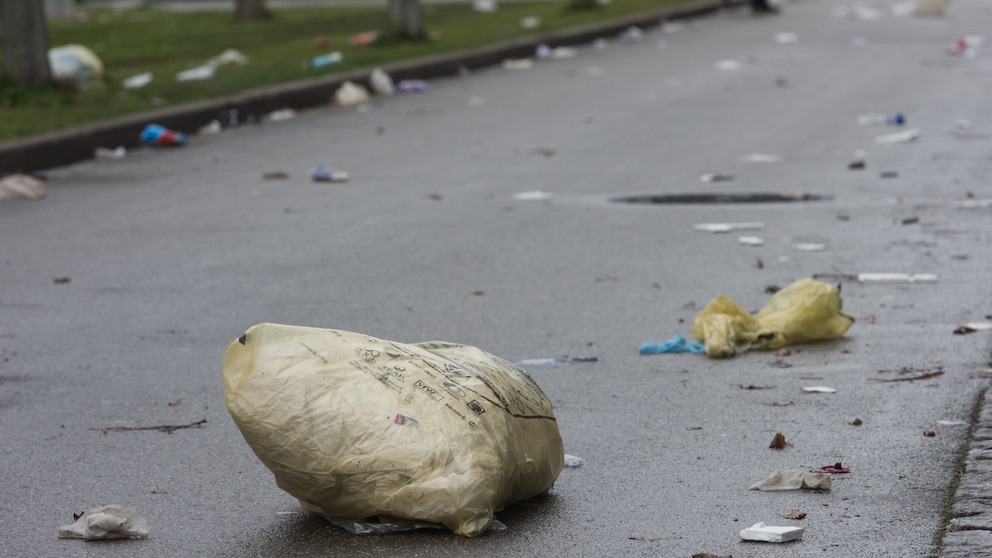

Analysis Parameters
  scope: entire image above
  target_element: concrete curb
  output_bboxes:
[1,0,739,174]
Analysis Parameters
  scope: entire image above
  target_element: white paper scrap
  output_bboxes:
[739,522,804,543]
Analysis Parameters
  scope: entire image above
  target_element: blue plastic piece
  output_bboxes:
[639,335,705,355]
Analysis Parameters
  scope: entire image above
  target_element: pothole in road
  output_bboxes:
[611,192,832,205]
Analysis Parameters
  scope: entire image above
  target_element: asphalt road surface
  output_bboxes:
[4,0,992,556]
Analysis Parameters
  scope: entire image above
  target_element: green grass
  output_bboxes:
[0,0,695,142]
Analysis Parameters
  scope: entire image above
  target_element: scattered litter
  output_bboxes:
[750,470,831,491]
[899,216,918,225]
[814,462,849,474]
[739,522,804,543]
[514,356,598,366]
[266,108,297,122]
[618,26,643,44]
[715,59,742,71]
[140,124,188,147]
[167,398,182,406]
[802,386,837,393]
[263,171,289,180]
[502,59,533,70]
[397,80,428,94]
[769,432,791,449]
[53,277,71,284]
[889,113,906,126]
[924,429,936,437]
[955,199,992,208]
[473,0,497,12]
[90,418,207,434]
[699,172,734,183]
[693,222,764,233]
[639,335,705,354]
[870,370,943,382]
[520,16,541,29]
[740,384,774,390]
[938,420,968,426]
[851,418,863,425]
[739,236,765,247]
[368,68,395,96]
[857,113,886,126]
[393,413,418,426]
[212,49,248,66]
[691,278,855,359]
[348,31,378,46]
[198,120,222,135]
[740,153,784,163]
[793,243,826,252]
[875,129,921,144]
[48,44,104,88]
[58,505,149,541]
[776,348,791,356]
[564,454,583,468]
[94,146,126,160]
[176,64,215,81]
[954,323,992,334]
[916,0,951,16]
[122,72,152,89]
[150,486,167,494]
[536,45,577,59]
[784,509,806,520]
[848,159,866,170]
[857,273,938,283]
[311,165,350,183]
[775,32,798,44]
[333,81,370,106]
[307,51,343,69]
[513,190,552,201]
[223,324,565,536]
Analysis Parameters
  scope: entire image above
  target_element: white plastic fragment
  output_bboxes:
[749,470,832,491]
[266,108,297,122]
[472,0,497,12]
[520,16,541,29]
[122,72,152,89]
[176,64,215,81]
[513,190,552,201]
[715,59,742,71]
[739,522,804,543]
[937,420,968,426]
[856,273,938,283]
[699,172,734,183]
[0,174,46,201]
[738,236,765,246]
[857,113,887,126]
[874,128,921,144]
[775,32,798,44]
[954,199,992,209]
[693,222,764,233]
[793,243,827,252]
[198,120,222,135]
[502,59,533,70]
[802,386,837,393]
[57,505,150,541]
[94,146,126,160]
[369,68,395,96]
[564,454,583,468]
[660,22,685,33]
[740,153,784,163]
[961,322,992,331]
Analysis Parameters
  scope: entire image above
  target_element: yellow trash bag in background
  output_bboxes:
[223,323,564,537]
[690,278,855,359]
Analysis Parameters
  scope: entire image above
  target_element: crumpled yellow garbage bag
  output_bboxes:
[690,278,855,358]
[223,323,564,537]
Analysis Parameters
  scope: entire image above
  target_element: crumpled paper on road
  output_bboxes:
[749,470,832,491]
[57,505,150,540]
[223,323,564,537]
[690,278,855,358]
[0,174,46,201]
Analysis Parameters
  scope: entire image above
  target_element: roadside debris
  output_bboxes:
[793,243,826,252]
[176,48,248,82]
[739,522,804,543]
[870,370,943,382]
[938,420,967,426]
[639,335,705,354]
[564,454,584,468]
[954,323,992,334]
[520,16,541,29]
[94,146,126,160]
[775,32,798,44]
[514,356,598,366]
[473,0,497,12]
[198,120,222,135]
[513,190,552,201]
[266,108,297,122]
[397,80,429,94]
[740,153,783,163]
[769,432,791,449]
[924,429,936,437]
[716,59,742,71]
[784,509,806,520]
[348,31,378,46]
[502,59,534,70]
[90,418,207,434]
[875,129,921,144]
[369,68,395,96]
[693,222,764,233]
[946,36,983,57]
[739,236,765,247]
[334,81,370,106]
[53,277,71,284]
[311,165,350,183]
[58,505,149,541]
[122,72,152,89]
[750,470,831,491]
[802,386,837,393]
[0,174,47,201]
[690,278,855,359]
[263,171,289,180]
[618,26,643,44]
[140,124,188,147]
[699,172,734,183]
[48,44,103,89]
[223,324,565,537]
[307,51,343,69]
[851,418,863,425]
[814,462,850,474]
[814,272,938,284]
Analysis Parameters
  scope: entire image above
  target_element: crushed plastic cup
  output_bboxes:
[563,454,584,468]
[140,124,188,147]
[369,68,395,96]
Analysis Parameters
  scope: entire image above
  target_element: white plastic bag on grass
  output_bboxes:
[223,323,564,536]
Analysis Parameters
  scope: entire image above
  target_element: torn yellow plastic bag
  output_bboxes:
[690,278,855,358]
[223,323,564,537]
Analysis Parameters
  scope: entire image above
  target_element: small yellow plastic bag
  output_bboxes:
[690,278,855,358]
